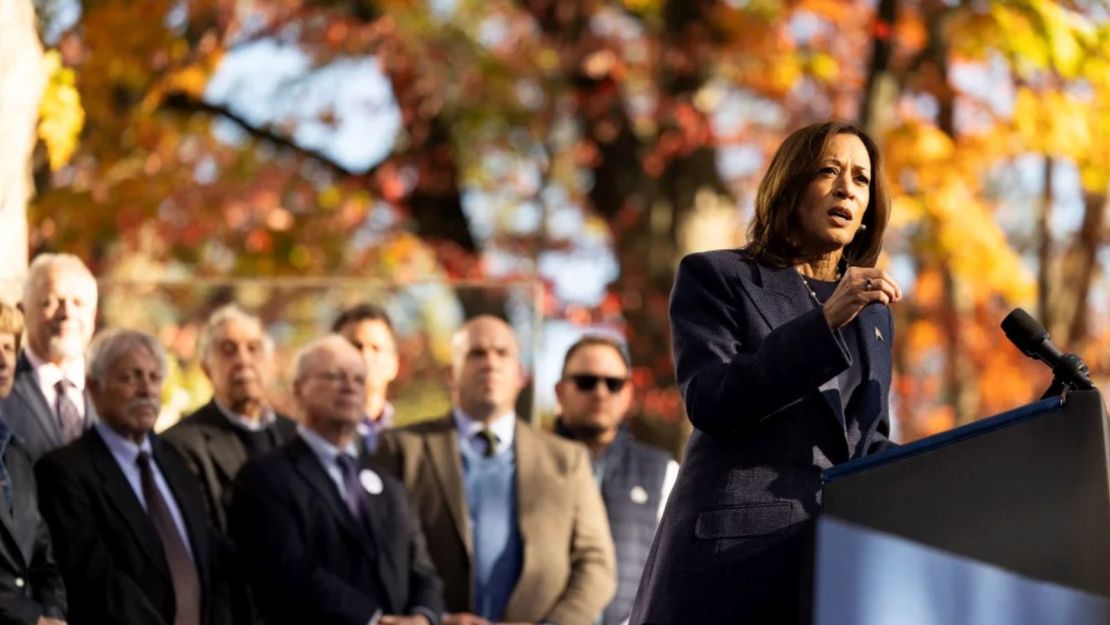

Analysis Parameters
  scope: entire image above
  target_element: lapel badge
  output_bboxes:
[874,326,884,341]
[359,468,384,495]
[630,485,649,504]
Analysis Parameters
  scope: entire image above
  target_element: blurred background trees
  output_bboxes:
[12,0,1110,447]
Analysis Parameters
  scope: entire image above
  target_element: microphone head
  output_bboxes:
[1001,308,1049,357]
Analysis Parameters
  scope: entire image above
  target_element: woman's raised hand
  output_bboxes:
[822,267,902,328]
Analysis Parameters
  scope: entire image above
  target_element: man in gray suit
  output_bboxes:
[1,254,98,461]
[0,301,68,624]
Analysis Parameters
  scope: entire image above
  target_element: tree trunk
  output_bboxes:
[0,0,43,302]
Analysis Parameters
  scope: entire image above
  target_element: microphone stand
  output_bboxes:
[1040,352,1096,399]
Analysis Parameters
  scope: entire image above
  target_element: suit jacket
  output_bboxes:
[0,352,94,462]
[229,437,444,625]
[375,415,616,625]
[630,249,894,625]
[0,421,66,625]
[34,428,233,625]
[163,399,298,533]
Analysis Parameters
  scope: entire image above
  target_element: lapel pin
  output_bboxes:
[630,485,649,504]
[874,327,884,341]
[359,468,384,495]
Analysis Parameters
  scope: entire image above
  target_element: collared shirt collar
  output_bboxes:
[452,407,516,450]
[357,401,394,436]
[214,399,276,432]
[26,347,86,392]
[95,421,152,467]
[297,424,360,465]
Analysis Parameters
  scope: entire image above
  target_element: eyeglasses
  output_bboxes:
[566,374,628,393]
[308,371,366,386]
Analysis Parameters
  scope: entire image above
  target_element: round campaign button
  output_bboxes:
[359,469,384,495]
[630,485,649,504]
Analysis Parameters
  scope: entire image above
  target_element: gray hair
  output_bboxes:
[292,334,355,382]
[86,328,167,385]
[197,304,274,366]
[23,253,97,306]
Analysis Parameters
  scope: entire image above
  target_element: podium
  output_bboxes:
[814,389,1110,625]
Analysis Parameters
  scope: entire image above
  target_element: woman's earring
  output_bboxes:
[859,224,868,231]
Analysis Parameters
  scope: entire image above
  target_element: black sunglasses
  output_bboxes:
[566,374,628,393]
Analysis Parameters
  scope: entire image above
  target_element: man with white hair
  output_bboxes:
[35,329,232,625]
[164,304,297,534]
[230,335,444,625]
[1,254,98,461]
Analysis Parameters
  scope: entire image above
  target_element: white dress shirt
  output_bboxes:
[26,348,87,418]
[452,408,516,456]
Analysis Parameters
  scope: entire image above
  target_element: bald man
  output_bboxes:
[376,316,615,625]
[2,254,98,461]
[230,335,443,625]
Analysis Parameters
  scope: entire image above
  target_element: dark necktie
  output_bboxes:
[137,452,202,625]
[477,428,499,458]
[336,455,367,525]
[54,380,84,443]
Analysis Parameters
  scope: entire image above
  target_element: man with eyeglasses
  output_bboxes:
[230,335,443,625]
[553,335,678,625]
[376,316,615,625]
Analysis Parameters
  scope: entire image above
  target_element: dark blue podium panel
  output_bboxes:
[821,390,1110,597]
[814,517,1110,625]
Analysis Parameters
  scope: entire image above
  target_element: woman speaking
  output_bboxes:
[630,121,902,625]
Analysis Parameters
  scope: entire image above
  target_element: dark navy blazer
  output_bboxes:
[630,249,894,625]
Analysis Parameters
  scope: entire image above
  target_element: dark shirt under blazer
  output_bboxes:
[630,249,894,625]
[34,428,232,625]
[163,399,298,534]
[0,419,66,625]
[229,437,445,625]
[0,353,93,462]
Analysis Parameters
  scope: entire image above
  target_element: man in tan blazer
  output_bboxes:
[376,315,615,625]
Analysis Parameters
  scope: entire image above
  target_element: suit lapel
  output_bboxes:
[507,423,540,612]
[10,354,61,449]
[288,439,379,562]
[87,430,173,585]
[749,263,847,429]
[154,438,210,590]
[357,456,402,609]
[200,412,247,484]
[425,418,472,557]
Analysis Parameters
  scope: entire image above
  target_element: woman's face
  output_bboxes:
[793,132,872,255]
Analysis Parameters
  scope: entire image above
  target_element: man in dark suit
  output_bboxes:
[376,316,615,625]
[230,334,443,625]
[1,254,98,461]
[36,329,232,625]
[0,302,67,625]
[332,303,400,454]
[164,305,297,534]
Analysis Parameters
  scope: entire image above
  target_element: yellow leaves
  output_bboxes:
[808,52,839,83]
[620,0,659,15]
[37,50,85,171]
[1012,87,1092,159]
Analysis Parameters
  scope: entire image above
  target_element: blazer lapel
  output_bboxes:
[87,430,172,585]
[749,263,847,429]
[357,457,402,609]
[154,438,211,589]
[505,423,540,612]
[10,354,61,449]
[288,440,378,562]
[203,419,247,483]
[425,419,472,557]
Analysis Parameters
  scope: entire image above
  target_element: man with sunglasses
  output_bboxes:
[554,335,678,625]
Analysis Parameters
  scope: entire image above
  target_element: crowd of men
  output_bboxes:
[0,253,679,625]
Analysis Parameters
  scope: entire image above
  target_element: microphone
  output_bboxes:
[1001,308,1094,391]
